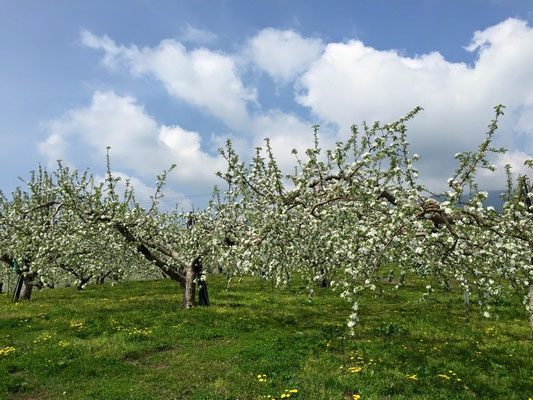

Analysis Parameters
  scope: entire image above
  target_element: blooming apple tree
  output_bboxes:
[54,153,233,308]
[216,105,533,337]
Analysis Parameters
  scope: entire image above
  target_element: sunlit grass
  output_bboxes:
[0,276,532,399]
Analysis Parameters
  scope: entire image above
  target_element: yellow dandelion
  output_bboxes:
[0,346,16,356]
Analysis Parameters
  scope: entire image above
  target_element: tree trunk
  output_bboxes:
[18,277,34,301]
[318,268,330,288]
[318,278,330,288]
[463,287,470,322]
[76,277,91,290]
[182,266,196,309]
[529,283,533,340]
[0,282,3,294]
[193,257,209,306]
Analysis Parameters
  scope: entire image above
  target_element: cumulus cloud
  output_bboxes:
[246,28,324,82]
[80,29,324,156]
[39,132,70,167]
[81,30,257,130]
[296,18,533,190]
[74,20,533,194]
[39,91,225,194]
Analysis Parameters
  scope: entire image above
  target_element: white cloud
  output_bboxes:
[72,20,533,194]
[80,31,137,71]
[81,30,257,130]
[78,29,330,178]
[39,132,69,166]
[296,18,533,190]
[39,91,225,193]
[180,24,217,44]
[246,28,324,82]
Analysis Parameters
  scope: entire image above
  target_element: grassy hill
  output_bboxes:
[0,276,532,399]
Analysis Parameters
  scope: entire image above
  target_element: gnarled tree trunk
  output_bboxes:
[182,266,196,309]
[111,222,195,306]
[18,277,34,301]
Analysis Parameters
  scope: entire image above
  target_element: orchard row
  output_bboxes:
[1,105,532,338]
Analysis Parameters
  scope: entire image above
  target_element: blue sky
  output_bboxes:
[1,1,533,209]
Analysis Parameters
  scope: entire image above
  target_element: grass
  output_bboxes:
[0,275,532,400]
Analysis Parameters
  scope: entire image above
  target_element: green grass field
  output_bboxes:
[0,276,532,400]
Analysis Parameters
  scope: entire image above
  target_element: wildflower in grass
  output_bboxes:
[348,366,362,373]
[407,374,418,380]
[438,374,450,379]
[257,374,267,382]
[353,395,361,400]
[0,346,15,356]
[58,340,70,347]
[128,327,152,337]
[34,334,53,344]
[70,321,85,330]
